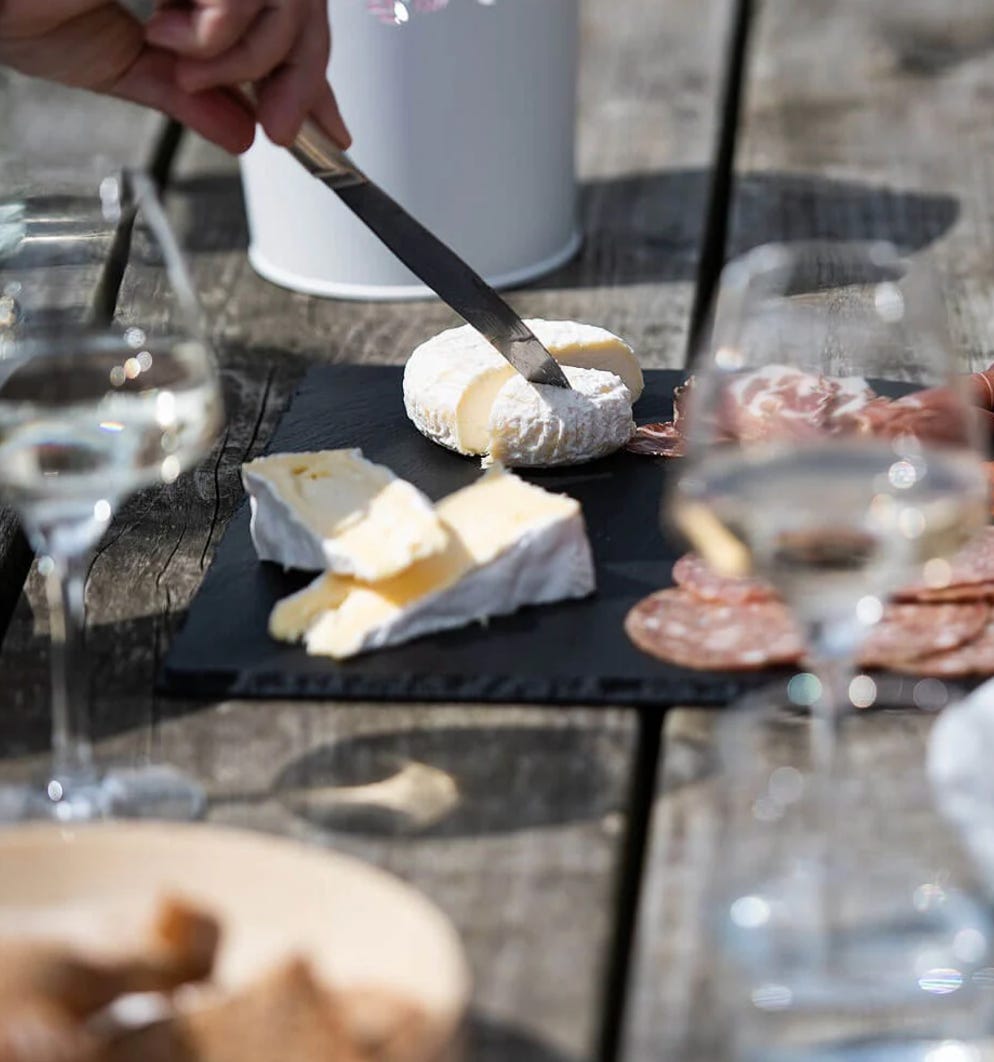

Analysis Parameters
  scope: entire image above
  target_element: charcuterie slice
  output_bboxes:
[625,422,686,457]
[857,603,989,669]
[895,528,994,602]
[624,588,803,670]
[671,552,778,605]
[893,619,994,677]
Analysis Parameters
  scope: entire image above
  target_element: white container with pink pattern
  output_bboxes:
[239,0,580,300]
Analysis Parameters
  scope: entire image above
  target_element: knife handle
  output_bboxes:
[236,84,366,189]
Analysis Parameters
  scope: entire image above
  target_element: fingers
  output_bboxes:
[254,13,346,147]
[142,0,351,149]
[146,0,266,60]
[174,6,297,93]
[309,81,352,149]
[114,48,256,154]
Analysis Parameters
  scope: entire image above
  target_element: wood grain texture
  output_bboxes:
[726,0,994,371]
[624,0,994,1056]
[0,0,736,1056]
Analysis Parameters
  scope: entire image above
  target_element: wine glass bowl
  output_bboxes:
[673,241,988,654]
[0,170,223,821]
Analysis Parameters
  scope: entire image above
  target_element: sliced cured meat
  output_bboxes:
[624,588,804,670]
[722,365,876,443]
[893,619,994,677]
[894,527,994,601]
[896,581,994,604]
[671,552,778,604]
[843,389,978,446]
[625,421,686,457]
[857,602,989,669]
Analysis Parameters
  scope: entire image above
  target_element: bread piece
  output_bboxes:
[0,898,219,1021]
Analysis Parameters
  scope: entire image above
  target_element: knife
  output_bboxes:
[286,114,572,388]
[113,0,571,389]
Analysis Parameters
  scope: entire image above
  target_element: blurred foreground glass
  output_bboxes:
[714,687,994,1061]
[671,240,987,761]
[669,242,991,1057]
[0,170,223,821]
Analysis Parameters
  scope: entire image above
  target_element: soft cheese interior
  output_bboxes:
[269,468,596,659]
[403,319,643,466]
[243,449,446,580]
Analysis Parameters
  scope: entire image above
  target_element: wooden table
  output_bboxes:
[2,1,994,1058]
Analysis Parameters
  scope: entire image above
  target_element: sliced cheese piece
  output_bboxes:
[488,365,635,467]
[243,449,446,580]
[270,467,595,658]
[403,319,642,464]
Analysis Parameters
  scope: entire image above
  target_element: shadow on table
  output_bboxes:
[266,724,626,838]
[466,1012,578,1062]
[168,169,959,289]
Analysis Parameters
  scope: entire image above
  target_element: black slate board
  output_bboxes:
[159,366,786,707]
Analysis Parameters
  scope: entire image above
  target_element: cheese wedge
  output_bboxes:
[243,449,446,580]
[270,468,595,658]
[403,319,643,465]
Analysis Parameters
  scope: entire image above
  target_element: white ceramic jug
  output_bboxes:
[239,0,580,299]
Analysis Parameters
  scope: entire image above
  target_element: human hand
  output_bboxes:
[145,0,350,149]
[0,1,349,155]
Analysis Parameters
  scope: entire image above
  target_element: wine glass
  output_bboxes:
[671,241,991,1056]
[674,240,987,745]
[0,169,224,821]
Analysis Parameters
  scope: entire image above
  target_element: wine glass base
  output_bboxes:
[0,766,205,824]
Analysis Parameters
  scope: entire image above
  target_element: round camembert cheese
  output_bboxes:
[402,319,643,467]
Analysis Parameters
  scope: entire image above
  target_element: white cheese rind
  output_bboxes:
[304,508,593,657]
[269,468,596,659]
[403,319,642,464]
[243,449,445,580]
[488,365,635,467]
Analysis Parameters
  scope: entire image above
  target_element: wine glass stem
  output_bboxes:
[45,550,94,788]
[806,626,855,969]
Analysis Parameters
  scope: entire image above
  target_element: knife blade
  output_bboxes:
[329,181,571,388]
[287,114,571,389]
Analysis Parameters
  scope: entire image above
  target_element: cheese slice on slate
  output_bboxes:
[269,467,595,659]
[403,319,643,465]
[242,449,446,580]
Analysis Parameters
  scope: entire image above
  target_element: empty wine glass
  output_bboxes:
[0,169,224,821]
[670,240,991,1058]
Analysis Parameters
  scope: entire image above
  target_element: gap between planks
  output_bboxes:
[593,0,757,1058]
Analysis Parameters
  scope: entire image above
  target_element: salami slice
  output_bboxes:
[671,552,778,605]
[895,581,994,604]
[893,619,994,677]
[857,602,989,669]
[625,421,686,457]
[624,588,804,670]
[894,528,994,601]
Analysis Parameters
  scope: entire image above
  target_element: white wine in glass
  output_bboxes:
[0,170,223,821]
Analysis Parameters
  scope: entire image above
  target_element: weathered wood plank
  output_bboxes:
[625,0,994,1056]
[0,0,735,1056]
[727,0,994,372]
